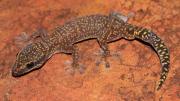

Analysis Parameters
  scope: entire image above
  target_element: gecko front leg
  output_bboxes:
[98,39,111,68]
[31,28,49,43]
[96,12,126,68]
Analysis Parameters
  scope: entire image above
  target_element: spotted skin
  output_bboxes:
[12,12,170,90]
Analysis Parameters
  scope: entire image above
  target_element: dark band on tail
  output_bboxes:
[133,27,170,90]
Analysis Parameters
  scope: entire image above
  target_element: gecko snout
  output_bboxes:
[12,70,20,77]
[12,62,24,77]
[12,64,33,77]
[12,64,21,77]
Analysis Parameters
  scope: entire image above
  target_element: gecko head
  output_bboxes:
[12,42,49,77]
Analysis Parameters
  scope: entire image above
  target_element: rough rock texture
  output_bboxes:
[0,0,179,101]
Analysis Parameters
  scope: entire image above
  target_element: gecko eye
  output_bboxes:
[26,62,35,69]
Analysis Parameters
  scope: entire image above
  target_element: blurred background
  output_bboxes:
[0,0,179,101]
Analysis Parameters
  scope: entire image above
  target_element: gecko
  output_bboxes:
[12,12,170,90]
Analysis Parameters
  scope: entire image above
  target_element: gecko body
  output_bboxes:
[12,12,170,90]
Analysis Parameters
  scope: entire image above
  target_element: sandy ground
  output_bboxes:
[0,0,179,101]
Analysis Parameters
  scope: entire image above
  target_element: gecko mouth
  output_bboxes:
[12,66,41,77]
[12,69,26,77]
[12,66,31,77]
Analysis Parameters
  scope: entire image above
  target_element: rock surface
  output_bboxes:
[0,0,179,101]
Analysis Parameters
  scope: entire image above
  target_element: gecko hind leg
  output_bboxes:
[97,39,111,68]
[97,31,124,68]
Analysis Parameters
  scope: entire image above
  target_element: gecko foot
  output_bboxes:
[64,60,85,75]
[14,27,49,49]
[94,49,111,68]
[72,62,86,74]
[14,32,32,49]
[105,62,110,68]
[64,60,75,75]
[77,64,86,74]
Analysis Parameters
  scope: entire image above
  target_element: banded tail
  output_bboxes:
[133,27,170,90]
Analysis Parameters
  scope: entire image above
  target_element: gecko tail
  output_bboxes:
[149,32,170,90]
[134,28,170,90]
